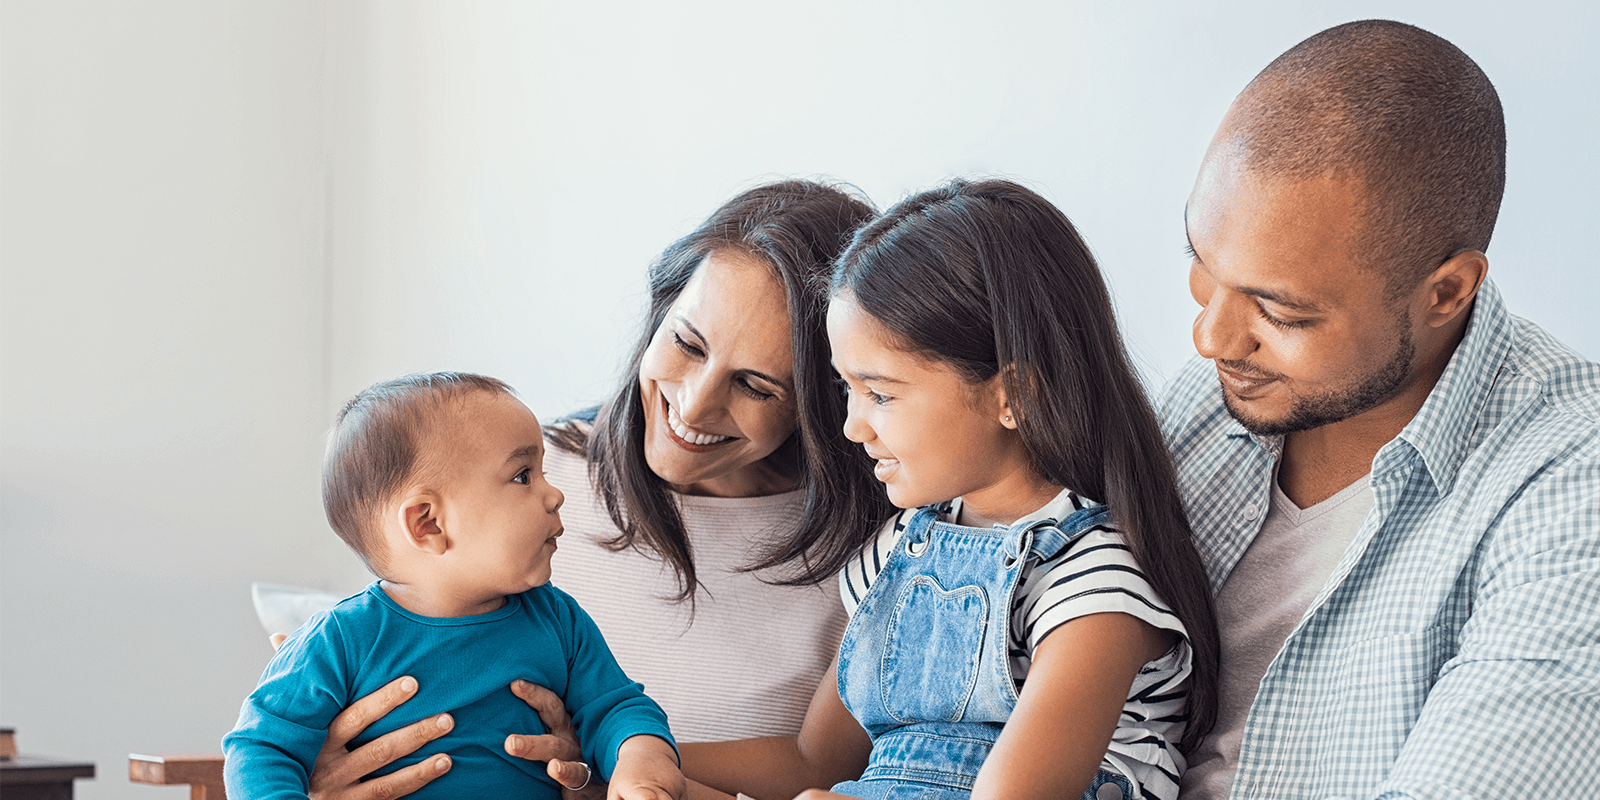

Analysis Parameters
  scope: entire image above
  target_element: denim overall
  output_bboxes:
[832,505,1136,800]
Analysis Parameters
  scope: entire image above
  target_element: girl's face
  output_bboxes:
[827,293,1047,525]
[637,249,800,497]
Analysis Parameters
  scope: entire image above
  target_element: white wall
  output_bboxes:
[2,2,1596,796]
[0,1,364,794]
[318,0,1600,402]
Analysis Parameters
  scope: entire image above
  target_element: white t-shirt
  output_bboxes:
[840,489,1193,800]
[545,443,846,743]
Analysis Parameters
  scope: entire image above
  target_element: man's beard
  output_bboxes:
[1222,327,1415,437]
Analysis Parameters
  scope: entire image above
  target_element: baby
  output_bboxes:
[223,372,682,800]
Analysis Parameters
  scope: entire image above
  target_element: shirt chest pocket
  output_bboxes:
[1326,626,1450,734]
[880,575,989,724]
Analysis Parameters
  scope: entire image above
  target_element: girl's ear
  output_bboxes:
[397,493,449,556]
[998,405,1018,429]
[993,366,1019,430]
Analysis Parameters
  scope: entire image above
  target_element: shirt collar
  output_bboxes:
[947,486,1102,529]
[1384,278,1514,496]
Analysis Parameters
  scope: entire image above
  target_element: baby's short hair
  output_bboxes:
[323,371,513,573]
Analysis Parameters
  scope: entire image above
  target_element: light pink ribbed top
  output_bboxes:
[544,443,847,743]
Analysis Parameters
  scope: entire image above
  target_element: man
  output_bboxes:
[1163,20,1600,799]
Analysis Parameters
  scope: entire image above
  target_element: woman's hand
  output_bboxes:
[679,655,869,800]
[306,676,456,800]
[266,633,455,798]
[506,679,607,800]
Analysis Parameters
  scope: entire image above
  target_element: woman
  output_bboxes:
[302,180,894,799]
[519,180,1219,800]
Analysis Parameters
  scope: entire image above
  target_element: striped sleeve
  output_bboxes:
[1013,526,1194,800]
[840,509,913,617]
[1014,526,1186,654]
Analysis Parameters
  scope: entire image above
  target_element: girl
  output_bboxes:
[681,179,1219,800]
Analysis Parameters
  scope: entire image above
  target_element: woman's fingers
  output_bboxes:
[311,677,452,794]
[304,677,451,800]
[547,760,608,800]
[507,678,596,800]
[546,757,591,789]
[331,712,454,781]
[269,633,288,650]
[328,676,424,746]
[505,732,581,763]
[310,712,453,798]
[311,753,451,800]
[511,679,576,736]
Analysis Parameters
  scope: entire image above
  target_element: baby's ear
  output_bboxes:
[397,492,449,556]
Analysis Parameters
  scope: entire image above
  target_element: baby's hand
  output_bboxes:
[607,735,685,800]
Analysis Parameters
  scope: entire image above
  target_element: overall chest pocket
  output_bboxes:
[880,575,989,724]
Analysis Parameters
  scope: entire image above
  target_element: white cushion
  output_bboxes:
[251,582,344,636]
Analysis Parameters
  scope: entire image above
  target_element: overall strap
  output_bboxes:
[899,505,944,553]
[1004,504,1113,564]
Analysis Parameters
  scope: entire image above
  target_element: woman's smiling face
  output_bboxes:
[637,248,800,497]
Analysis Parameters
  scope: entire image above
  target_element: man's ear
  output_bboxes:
[397,493,449,556]
[1419,249,1488,330]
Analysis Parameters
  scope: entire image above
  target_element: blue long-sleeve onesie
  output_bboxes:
[223,582,674,799]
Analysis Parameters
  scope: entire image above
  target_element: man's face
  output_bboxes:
[1184,158,1417,436]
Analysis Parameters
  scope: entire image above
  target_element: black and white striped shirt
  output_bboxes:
[840,489,1193,800]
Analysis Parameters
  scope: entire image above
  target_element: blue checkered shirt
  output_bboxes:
[1159,280,1600,799]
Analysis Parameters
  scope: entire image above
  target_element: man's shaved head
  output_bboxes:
[1214,20,1504,294]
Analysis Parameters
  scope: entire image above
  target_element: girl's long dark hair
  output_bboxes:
[832,179,1219,752]
[547,180,892,601]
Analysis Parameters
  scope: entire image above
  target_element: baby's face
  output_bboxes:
[431,391,565,598]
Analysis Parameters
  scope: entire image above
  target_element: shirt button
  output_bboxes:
[1096,782,1124,800]
[1244,503,1260,520]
